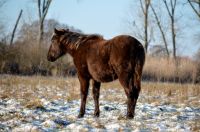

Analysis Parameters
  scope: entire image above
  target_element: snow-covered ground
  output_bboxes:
[0,76,200,131]
[1,95,200,131]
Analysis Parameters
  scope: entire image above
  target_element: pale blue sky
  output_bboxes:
[0,0,200,57]
[1,0,131,39]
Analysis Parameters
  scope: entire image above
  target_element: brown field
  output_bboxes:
[1,75,200,107]
[1,75,200,131]
[143,56,198,83]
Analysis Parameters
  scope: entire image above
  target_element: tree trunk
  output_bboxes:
[163,0,177,59]
[150,4,169,57]
[38,19,44,47]
[37,0,52,74]
[37,0,52,46]
[10,9,23,45]
[144,10,148,53]
[171,17,176,59]
[188,0,200,19]
[140,0,150,53]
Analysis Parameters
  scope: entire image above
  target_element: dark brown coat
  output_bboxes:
[47,28,145,119]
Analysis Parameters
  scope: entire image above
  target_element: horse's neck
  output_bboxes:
[65,33,103,57]
[65,46,76,57]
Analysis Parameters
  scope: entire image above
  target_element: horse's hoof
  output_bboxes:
[77,113,84,118]
[126,114,134,119]
[94,112,100,117]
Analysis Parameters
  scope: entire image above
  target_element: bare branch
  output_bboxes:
[170,0,177,15]
[139,0,145,14]
[150,3,169,56]
[41,0,52,24]
[173,0,177,9]
[163,0,172,17]
[190,0,200,4]
[188,0,200,18]
[162,0,177,59]
[37,0,52,47]
[138,0,151,53]
[42,0,46,13]
[0,0,6,8]
[10,9,23,45]
[38,0,41,19]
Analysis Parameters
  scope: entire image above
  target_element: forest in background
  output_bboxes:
[0,0,200,83]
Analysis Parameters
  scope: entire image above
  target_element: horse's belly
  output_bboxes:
[94,73,118,82]
[89,65,118,82]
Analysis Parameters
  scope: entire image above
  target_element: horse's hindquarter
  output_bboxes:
[76,35,144,83]
[109,35,144,73]
[87,41,117,82]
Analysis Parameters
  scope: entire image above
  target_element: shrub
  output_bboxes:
[143,56,197,83]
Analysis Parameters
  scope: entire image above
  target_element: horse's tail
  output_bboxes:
[132,44,145,93]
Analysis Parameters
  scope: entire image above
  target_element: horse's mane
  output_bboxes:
[63,31,103,49]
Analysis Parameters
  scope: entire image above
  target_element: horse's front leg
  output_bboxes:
[78,76,89,118]
[92,80,101,117]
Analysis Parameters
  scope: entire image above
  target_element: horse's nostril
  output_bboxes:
[47,54,56,62]
[47,55,51,61]
[51,53,55,57]
[47,54,53,61]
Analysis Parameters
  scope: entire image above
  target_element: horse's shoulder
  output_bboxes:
[87,34,103,41]
[81,34,103,44]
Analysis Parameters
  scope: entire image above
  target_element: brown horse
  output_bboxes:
[47,28,145,119]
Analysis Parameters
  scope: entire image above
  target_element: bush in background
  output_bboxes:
[0,19,78,76]
[143,56,198,83]
[0,19,199,83]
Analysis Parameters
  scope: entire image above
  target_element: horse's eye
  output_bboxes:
[51,39,56,43]
[51,35,58,41]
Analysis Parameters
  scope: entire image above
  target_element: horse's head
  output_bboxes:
[47,28,69,62]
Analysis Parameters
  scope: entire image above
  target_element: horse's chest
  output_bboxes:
[87,62,117,82]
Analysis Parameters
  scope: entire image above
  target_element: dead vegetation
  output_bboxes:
[0,19,199,83]
[0,75,199,108]
[0,75,200,131]
[0,75,80,107]
[143,56,198,83]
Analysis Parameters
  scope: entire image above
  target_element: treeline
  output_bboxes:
[0,19,79,76]
[143,56,200,84]
[0,0,200,83]
[0,18,199,83]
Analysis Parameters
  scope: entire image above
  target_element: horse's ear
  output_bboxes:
[54,28,65,35]
[54,28,59,34]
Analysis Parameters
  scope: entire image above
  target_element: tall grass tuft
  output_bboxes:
[143,56,198,83]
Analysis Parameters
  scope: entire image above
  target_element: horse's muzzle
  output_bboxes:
[47,55,56,62]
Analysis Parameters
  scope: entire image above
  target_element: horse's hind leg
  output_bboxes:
[118,71,141,119]
[78,76,89,118]
[92,80,101,117]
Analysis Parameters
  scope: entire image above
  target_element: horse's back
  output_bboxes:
[109,35,145,64]
[85,35,145,82]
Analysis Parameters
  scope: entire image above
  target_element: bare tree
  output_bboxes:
[163,0,177,59]
[36,0,52,73]
[139,0,151,53]
[0,0,6,8]
[188,0,200,19]
[0,0,7,41]
[10,9,23,45]
[37,0,52,45]
[150,3,170,57]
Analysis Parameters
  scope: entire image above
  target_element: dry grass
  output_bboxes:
[0,75,80,104]
[25,98,44,109]
[0,75,199,107]
[141,82,200,106]
[101,80,200,107]
[143,56,197,83]
[0,75,200,130]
